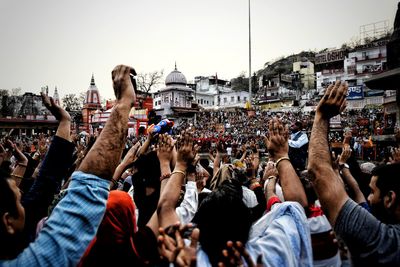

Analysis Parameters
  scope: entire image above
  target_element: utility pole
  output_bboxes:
[248,0,252,106]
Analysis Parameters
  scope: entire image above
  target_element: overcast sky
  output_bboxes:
[0,0,398,101]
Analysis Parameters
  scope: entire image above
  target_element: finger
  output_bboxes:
[323,83,334,100]
[340,99,347,113]
[329,80,341,99]
[338,81,348,103]
[190,228,200,248]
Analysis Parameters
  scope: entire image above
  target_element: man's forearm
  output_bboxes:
[308,114,348,225]
[308,115,331,171]
[78,103,131,180]
[341,168,366,204]
[277,160,307,207]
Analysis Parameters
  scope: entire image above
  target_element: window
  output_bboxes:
[224,98,227,103]
[206,100,209,104]
[201,99,203,104]
[158,100,161,105]
[237,96,240,101]
[231,96,234,102]
[244,97,247,102]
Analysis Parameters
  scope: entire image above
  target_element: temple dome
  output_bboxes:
[165,64,187,86]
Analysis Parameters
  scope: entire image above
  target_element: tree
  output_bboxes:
[230,71,249,91]
[137,70,164,93]
[62,94,82,111]
[10,87,21,96]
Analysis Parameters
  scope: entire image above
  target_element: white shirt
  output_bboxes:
[176,181,198,224]
[288,131,309,148]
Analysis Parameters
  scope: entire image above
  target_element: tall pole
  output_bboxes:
[248,0,252,106]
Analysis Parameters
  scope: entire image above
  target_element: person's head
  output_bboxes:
[368,163,400,224]
[193,179,251,266]
[0,172,26,258]
[290,121,302,133]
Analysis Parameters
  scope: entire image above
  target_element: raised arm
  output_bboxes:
[78,65,136,179]
[307,81,349,225]
[265,118,307,207]
[157,133,196,228]
[338,145,366,204]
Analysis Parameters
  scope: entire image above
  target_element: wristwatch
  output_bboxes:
[339,163,349,170]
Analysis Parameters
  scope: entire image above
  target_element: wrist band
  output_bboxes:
[111,179,119,188]
[12,174,24,179]
[160,173,171,181]
[267,175,277,180]
[171,170,186,177]
[275,157,290,168]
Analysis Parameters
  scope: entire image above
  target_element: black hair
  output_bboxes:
[0,171,18,234]
[192,179,251,266]
[372,163,400,203]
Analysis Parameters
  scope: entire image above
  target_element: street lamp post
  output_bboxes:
[248,0,252,105]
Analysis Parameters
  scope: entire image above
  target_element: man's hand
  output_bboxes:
[316,81,347,119]
[176,133,197,169]
[111,65,136,107]
[157,134,175,165]
[263,161,278,181]
[218,241,262,267]
[265,118,289,161]
[6,140,28,165]
[389,147,400,164]
[41,92,71,122]
[158,223,199,267]
[121,141,141,166]
[338,144,352,165]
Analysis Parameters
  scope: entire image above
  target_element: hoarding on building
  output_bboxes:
[347,86,364,100]
[315,49,347,65]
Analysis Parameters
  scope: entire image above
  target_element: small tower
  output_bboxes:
[53,86,60,106]
[82,74,102,131]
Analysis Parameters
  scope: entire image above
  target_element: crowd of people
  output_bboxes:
[1,65,400,266]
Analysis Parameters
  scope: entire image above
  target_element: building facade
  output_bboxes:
[153,65,198,124]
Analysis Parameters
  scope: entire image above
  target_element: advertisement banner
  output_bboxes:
[347,86,364,100]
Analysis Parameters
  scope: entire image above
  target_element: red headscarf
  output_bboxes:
[78,191,139,266]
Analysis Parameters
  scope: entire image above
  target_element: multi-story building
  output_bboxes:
[194,75,250,109]
[293,60,315,90]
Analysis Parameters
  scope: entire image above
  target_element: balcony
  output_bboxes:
[355,54,384,63]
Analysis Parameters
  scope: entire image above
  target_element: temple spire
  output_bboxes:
[174,62,177,71]
[90,73,95,86]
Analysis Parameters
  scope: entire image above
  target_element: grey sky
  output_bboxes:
[0,0,398,101]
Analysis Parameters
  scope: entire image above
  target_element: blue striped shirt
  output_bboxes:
[0,171,109,267]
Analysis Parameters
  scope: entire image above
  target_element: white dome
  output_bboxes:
[165,66,187,86]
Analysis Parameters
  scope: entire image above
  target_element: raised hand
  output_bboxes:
[176,133,197,169]
[158,223,199,267]
[41,92,71,122]
[122,141,141,165]
[111,65,136,107]
[265,118,289,161]
[218,241,262,267]
[157,134,175,165]
[263,161,278,182]
[389,147,400,164]
[6,140,28,165]
[339,144,352,165]
[316,81,347,119]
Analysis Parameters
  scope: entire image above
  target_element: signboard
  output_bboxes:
[355,39,389,50]
[315,49,346,65]
[347,86,364,100]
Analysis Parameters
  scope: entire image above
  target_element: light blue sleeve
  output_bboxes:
[1,171,110,267]
[246,202,313,267]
